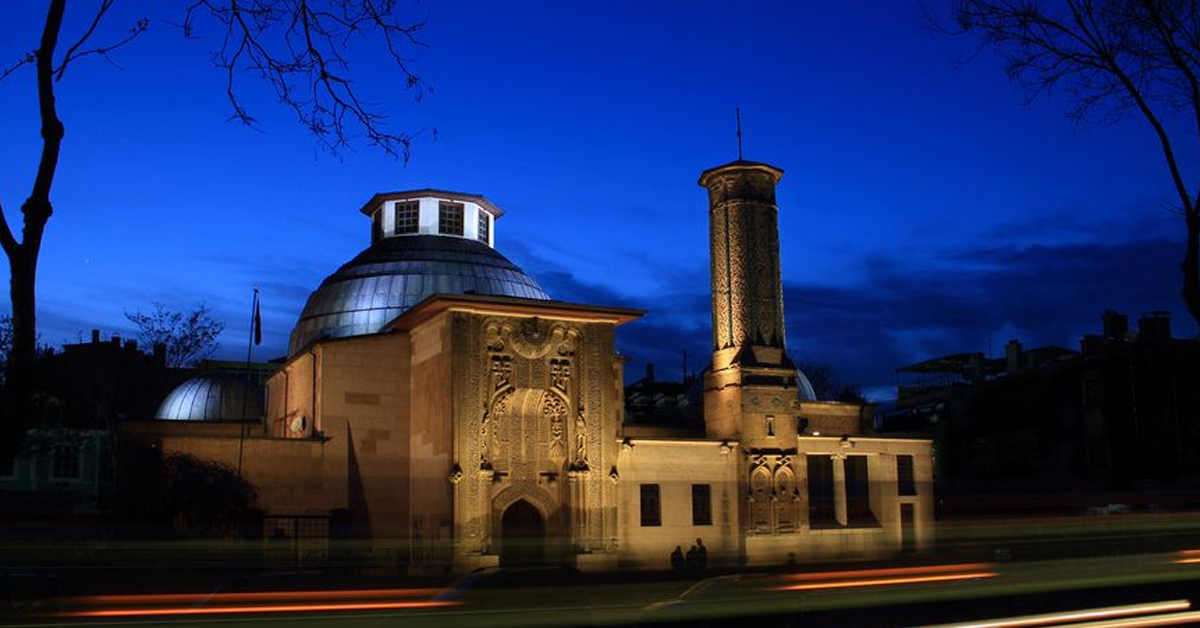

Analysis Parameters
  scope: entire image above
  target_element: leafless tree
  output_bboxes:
[0,0,428,467]
[126,303,225,368]
[793,358,865,403]
[950,0,1200,331]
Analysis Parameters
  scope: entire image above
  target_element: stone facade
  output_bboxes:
[128,164,935,573]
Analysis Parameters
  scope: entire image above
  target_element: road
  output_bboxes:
[8,548,1200,628]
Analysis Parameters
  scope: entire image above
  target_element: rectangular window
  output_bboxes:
[639,483,661,527]
[477,211,490,243]
[394,201,419,234]
[692,484,712,526]
[807,455,836,528]
[845,455,876,525]
[52,446,80,480]
[438,201,464,236]
[371,210,383,243]
[897,454,916,496]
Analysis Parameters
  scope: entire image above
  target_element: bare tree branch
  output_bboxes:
[0,181,17,258]
[0,52,36,84]
[950,0,1200,333]
[55,15,150,81]
[180,0,428,161]
[125,303,225,368]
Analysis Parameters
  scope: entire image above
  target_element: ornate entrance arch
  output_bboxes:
[500,499,546,566]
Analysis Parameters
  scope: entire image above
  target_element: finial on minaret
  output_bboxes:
[735,106,743,160]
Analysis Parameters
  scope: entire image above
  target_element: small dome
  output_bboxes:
[155,373,264,422]
[289,235,550,355]
[796,368,817,401]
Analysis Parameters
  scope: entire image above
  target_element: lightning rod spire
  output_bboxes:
[735,106,743,160]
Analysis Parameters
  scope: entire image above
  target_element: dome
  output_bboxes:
[155,373,264,422]
[796,368,817,401]
[289,235,550,355]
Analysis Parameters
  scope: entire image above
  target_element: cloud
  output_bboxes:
[784,235,1191,397]
[527,231,1193,401]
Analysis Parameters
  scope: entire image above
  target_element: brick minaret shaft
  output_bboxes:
[700,160,788,370]
[700,160,798,441]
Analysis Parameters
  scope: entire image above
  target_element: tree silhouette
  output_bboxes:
[0,1,428,467]
[793,358,865,403]
[125,303,225,368]
[951,0,1200,332]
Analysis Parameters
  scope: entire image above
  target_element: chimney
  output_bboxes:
[91,329,100,344]
[645,363,655,383]
[110,334,121,347]
[1138,311,1172,342]
[1102,310,1128,341]
[1005,339,1022,375]
[125,339,138,351]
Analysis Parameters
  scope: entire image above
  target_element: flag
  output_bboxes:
[252,290,262,346]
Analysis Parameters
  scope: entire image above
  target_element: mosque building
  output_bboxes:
[130,158,934,572]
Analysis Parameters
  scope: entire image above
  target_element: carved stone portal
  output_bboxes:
[485,388,570,478]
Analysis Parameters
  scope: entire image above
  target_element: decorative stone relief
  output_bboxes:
[485,318,579,361]
[545,391,568,462]
[550,359,571,393]
[573,406,588,469]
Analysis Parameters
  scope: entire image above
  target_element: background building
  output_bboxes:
[878,310,1200,516]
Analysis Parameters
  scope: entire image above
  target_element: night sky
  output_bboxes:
[0,1,1194,400]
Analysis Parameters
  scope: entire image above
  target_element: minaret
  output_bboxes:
[700,159,800,441]
[701,161,787,364]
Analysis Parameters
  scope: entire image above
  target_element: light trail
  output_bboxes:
[73,587,440,606]
[1019,610,1200,628]
[782,563,995,582]
[772,571,997,591]
[906,600,1192,628]
[60,599,458,618]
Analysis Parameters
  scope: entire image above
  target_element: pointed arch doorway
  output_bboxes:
[500,499,546,566]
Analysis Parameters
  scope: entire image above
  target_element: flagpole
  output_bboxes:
[237,287,259,475]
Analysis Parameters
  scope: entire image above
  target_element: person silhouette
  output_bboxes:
[686,543,698,572]
[695,537,708,571]
[670,545,685,573]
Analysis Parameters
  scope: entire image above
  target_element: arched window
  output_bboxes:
[750,465,773,534]
[775,465,796,532]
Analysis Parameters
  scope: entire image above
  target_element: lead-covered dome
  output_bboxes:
[289,235,550,355]
[155,373,264,422]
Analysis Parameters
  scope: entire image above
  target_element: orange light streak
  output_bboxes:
[75,587,440,606]
[910,600,1192,628]
[1173,557,1200,564]
[782,563,995,582]
[773,571,997,591]
[1176,549,1200,556]
[1042,610,1200,628]
[61,599,457,618]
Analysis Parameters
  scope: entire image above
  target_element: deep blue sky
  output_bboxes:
[0,1,1194,400]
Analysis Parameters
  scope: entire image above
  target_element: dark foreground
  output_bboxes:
[4,549,1200,628]
[6,512,1200,628]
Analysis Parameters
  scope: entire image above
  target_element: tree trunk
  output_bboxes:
[0,252,36,468]
[0,0,65,469]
